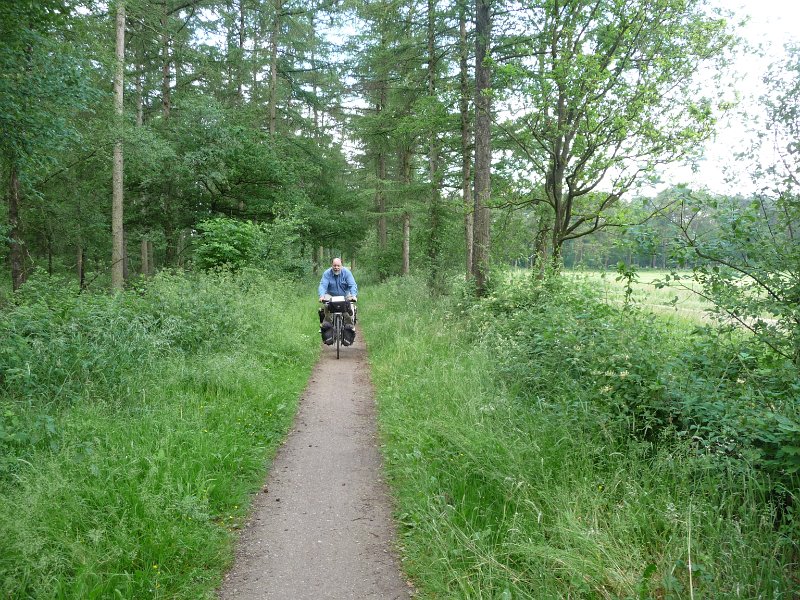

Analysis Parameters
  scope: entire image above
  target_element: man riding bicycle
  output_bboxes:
[318,257,358,346]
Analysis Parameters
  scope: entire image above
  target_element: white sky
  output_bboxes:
[652,0,800,196]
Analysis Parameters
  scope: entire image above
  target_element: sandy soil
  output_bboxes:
[217,334,414,599]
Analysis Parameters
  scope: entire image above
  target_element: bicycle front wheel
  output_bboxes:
[334,314,342,359]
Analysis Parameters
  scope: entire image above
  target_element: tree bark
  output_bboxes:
[238,0,245,101]
[112,0,126,291]
[400,147,412,276]
[141,239,149,276]
[8,162,26,291]
[472,0,492,294]
[136,66,144,126]
[177,228,188,268]
[314,245,323,275]
[122,229,129,280]
[402,212,410,276]
[160,1,171,119]
[268,0,282,136]
[459,0,473,279]
[427,0,442,279]
[374,28,389,253]
[77,246,85,290]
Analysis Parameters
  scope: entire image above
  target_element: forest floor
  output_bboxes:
[217,334,414,599]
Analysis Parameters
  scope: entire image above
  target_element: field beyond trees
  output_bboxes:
[565,269,710,323]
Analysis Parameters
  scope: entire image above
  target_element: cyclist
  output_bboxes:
[318,257,358,345]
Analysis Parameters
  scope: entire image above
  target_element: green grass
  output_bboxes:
[363,276,798,599]
[565,269,712,323]
[0,274,321,598]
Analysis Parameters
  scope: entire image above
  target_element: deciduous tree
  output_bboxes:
[495,0,732,264]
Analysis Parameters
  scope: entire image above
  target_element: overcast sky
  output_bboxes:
[653,0,800,196]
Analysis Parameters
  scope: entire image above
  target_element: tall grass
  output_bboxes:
[564,269,711,323]
[363,275,798,598]
[0,269,320,598]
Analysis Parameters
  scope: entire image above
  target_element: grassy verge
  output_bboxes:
[362,276,797,599]
[0,272,320,598]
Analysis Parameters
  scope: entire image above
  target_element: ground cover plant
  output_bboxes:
[363,274,799,598]
[0,269,320,598]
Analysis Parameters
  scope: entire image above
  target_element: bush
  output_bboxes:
[466,270,800,495]
[193,217,309,276]
[365,274,798,598]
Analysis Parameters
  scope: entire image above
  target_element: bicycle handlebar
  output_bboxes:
[320,295,357,302]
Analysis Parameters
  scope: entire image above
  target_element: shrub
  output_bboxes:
[468,270,799,495]
[193,217,309,276]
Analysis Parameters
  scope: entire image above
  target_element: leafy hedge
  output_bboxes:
[366,275,797,598]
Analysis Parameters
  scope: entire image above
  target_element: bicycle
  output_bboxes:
[321,295,356,359]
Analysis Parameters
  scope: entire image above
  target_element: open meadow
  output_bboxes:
[565,269,712,323]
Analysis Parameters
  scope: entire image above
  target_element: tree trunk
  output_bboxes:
[400,147,412,276]
[77,246,85,290]
[251,6,261,98]
[427,0,442,281]
[160,1,171,119]
[141,239,149,276]
[136,65,144,126]
[472,0,492,294]
[177,229,188,268]
[314,245,323,275]
[238,0,245,101]
[268,0,282,136]
[7,162,26,291]
[402,212,410,276]
[376,154,387,251]
[459,0,473,279]
[122,230,129,280]
[375,48,388,252]
[112,1,126,291]
[311,17,320,136]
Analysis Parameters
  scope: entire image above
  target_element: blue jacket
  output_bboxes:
[318,267,358,298]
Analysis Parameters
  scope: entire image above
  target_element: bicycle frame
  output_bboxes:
[332,310,343,359]
[324,295,353,359]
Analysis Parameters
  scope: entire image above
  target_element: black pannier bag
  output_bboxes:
[343,324,356,345]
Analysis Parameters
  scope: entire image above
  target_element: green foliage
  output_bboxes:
[0,270,320,597]
[616,261,639,307]
[364,275,797,598]
[0,0,95,164]
[0,268,307,481]
[494,0,733,255]
[193,217,308,275]
[673,192,800,366]
[472,271,799,485]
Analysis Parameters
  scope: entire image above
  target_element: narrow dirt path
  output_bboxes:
[218,335,414,599]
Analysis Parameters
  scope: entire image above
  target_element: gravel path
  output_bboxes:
[218,335,414,599]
